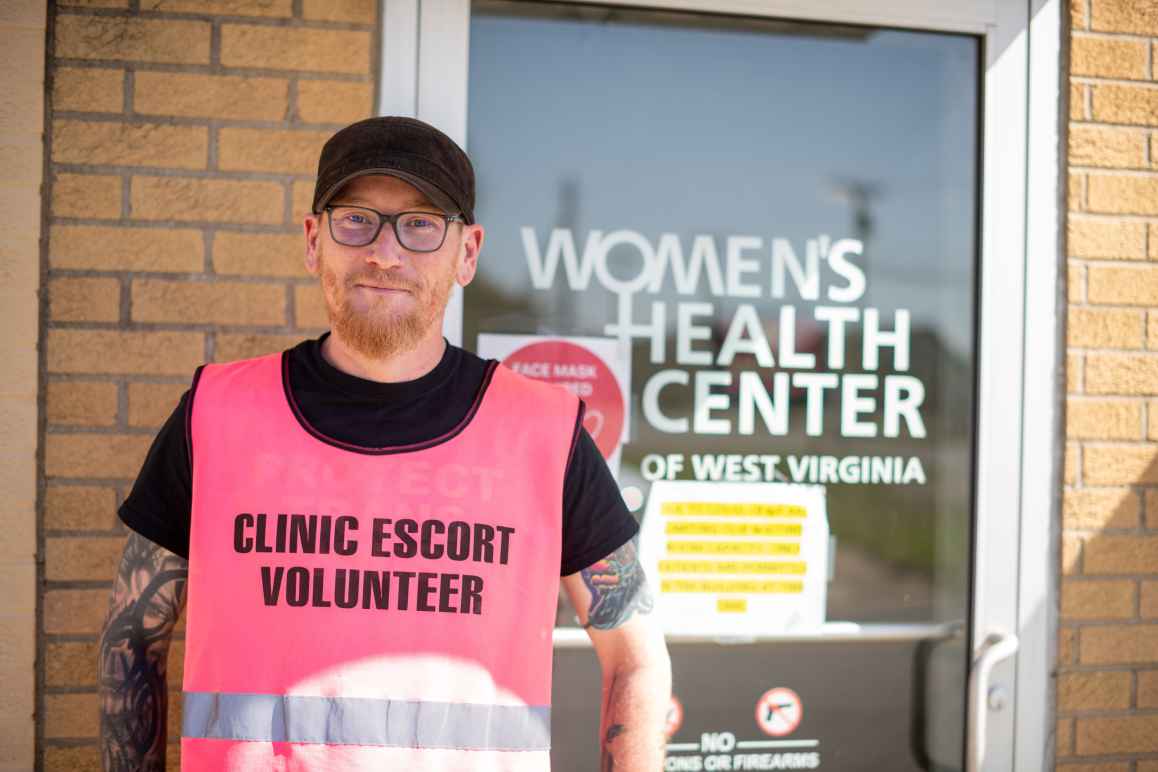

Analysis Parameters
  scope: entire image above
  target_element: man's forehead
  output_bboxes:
[334,174,437,209]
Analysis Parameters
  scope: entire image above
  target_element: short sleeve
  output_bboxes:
[559,428,639,576]
[118,390,193,559]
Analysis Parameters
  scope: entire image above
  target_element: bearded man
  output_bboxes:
[98,116,671,772]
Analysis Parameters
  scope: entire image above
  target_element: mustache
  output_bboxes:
[345,272,422,292]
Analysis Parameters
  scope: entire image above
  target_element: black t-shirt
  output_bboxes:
[119,334,638,576]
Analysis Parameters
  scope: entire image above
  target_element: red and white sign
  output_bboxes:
[664,695,684,738]
[477,334,632,476]
[755,687,802,737]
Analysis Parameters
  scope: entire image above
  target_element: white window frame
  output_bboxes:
[377,1,1063,769]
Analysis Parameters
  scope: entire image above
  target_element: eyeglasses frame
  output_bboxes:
[322,204,464,253]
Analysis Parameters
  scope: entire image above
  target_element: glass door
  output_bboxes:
[385,0,1045,769]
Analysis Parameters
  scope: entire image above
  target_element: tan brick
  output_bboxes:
[1070,83,1085,120]
[131,176,283,224]
[142,0,291,15]
[1070,0,1087,29]
[1083,444,1158,484]
[52,67,123,113]
[44,693,98,739]
[1140,763,1158,772]
[55,15,210,64]
[1090,0,1158,34]
[302,0,375,22]
[1063,532,1084,574]
[1058,670,1132,710]
[50,225,203,273]
[46,381,118,427]
[49,276,121,323]
[44,484,117,530]
[44,589,108,634]
[1069,125,1147,168]
[1085,352,1158,395]
[1082,624,1158,664]
[1092,84,1158,127]
[54,120,207,170]
[1152,223,1158,259]
[1066,442,1079,485]
[1146,489,1158,528]
[1069,172,1084,211]
[134,72,288,121]
[215,332,302,362]
[1069,260,1086,302]
[1085,533,1158,573]
[1138,669,1158,708]
[214,232,304,277]
[1077,714,1158,755]
[1088,175,1158,215]
[217,127,328,174]
[132,278,286,326]
[1063,486,1140,528]
[1072,36,1149,79]
[1058,717,1074,756]
[220,25,370,74]
[45,641,99,689]
[46,537,123,582]
[1061,579,1137,618]
[60,0,128,6]
[293,179,315,222]
[1068,352,1083,392]
[1067,399,1143,439]
[51,173,120,219]
[1068,306,1143,347]
[294,283,329,329]
[45,433,153,479]
[43,746,100,772]
[127,382,185,428]
[1054,764,1129,772]
[297,79,374,124]
[1058,626,1077,664]
[47,329,203,375]
[1144,579,1158,617]
[1148,314,1158,349]
[1149,400,1158,439]
[1068,219,1146,260]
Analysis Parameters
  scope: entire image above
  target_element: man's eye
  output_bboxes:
[404,218,436,229]
[343,213,372,225]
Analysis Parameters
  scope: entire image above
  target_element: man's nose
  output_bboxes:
[364,222,405,267]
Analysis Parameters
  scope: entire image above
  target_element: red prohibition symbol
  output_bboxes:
[755,687,802,737]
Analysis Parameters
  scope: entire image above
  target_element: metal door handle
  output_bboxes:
[966,631,1019,772]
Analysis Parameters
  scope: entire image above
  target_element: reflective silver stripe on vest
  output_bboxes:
[182,691,551,751]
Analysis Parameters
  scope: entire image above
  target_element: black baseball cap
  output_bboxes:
[312,116,476,224]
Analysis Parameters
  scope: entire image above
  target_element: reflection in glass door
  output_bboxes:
[465,4,979,769]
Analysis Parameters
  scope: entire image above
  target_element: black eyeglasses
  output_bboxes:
[324,205,463,252]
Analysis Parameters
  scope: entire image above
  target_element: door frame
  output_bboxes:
[376,1,1064,768]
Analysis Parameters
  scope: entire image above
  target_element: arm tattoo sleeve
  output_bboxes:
[581,538,654,630]
[99,531,188,772]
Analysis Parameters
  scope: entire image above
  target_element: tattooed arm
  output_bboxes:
[99,532,188,772]
[562,538,672,772]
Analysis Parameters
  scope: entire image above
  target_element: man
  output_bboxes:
[99,116,671,771]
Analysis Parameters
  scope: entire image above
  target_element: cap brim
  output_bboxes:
[315,168,464,220]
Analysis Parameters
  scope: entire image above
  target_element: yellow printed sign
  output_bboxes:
[639,480,829,635]
[661,502,807,518]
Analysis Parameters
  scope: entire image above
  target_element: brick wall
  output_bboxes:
[1061,0,1158,767]
[40,1,376,768]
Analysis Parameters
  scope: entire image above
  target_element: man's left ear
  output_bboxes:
[456,224,483,287]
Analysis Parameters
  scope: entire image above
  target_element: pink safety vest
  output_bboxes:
[180,351,579,771]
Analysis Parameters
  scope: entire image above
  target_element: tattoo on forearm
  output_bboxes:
[601,723,625,772]
[581,538,654,630]
[99,532,188,772]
